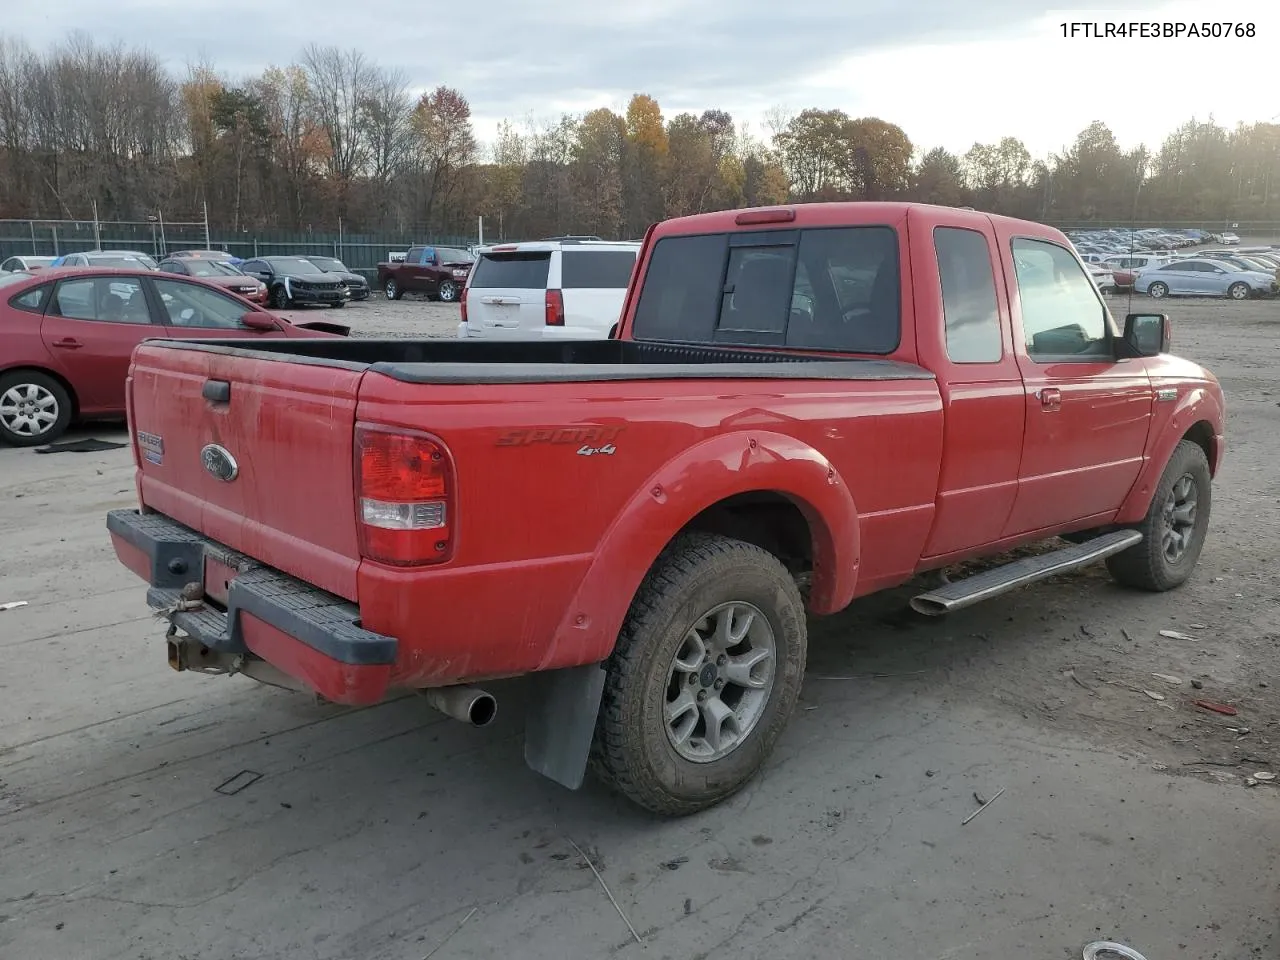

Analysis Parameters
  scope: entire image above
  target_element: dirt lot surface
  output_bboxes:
[2,292,1279,959]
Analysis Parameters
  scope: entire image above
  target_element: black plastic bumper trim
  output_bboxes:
[107,509,397,666]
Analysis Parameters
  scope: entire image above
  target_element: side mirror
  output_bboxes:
[240,312,277,331]
[1122,313,1169,357]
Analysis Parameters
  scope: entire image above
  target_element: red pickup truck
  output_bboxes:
[107,202,1225,816]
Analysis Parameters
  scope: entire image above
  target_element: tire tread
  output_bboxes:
[1107,440,1211,591]
[590,532,805,816]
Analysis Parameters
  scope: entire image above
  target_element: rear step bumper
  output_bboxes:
[106,509,396,705]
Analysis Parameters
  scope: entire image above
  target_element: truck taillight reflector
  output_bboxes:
[545,289,564,326]
[459,285,468,323]
[355,425,454,566]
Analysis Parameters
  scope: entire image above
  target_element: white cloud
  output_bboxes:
[759,3,1280,157]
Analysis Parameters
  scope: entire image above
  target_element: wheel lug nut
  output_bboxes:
[714,679,724,690]
[717,655,727,666]
[697,690,707,701]
[688,674,697,685]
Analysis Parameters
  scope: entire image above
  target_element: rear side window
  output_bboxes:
[560,250,637,289]
[471,252,551,289]
[8,282,51,313]
[935,227,1002,363]
[631,227,900,353]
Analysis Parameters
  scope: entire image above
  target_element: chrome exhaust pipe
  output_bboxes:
[420,685,498,727]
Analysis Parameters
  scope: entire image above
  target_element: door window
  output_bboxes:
[154,277,253,328]
[51,277,152,324]
[1011,238,1111,361]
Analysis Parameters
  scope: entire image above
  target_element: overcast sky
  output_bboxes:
[6,1,1277,159]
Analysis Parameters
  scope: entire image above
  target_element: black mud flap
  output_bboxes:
[523,662,607,790]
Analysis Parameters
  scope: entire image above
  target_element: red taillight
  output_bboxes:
[459,285,468,323]
[545,289,564,326]
[355,425,454,566]
[735,207,796,225]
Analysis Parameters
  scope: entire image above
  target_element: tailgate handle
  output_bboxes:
[202,380,231,403]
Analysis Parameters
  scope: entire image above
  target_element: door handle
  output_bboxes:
[51,338,83,350]
[1038,387,1062,411]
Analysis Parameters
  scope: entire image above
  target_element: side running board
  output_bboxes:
[910,530,1143,616]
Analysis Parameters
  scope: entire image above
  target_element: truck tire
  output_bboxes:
[0,370,73,447]
[591,533,807,816]
[437,280,459,302]
[384,278,402,300]
[1107,440,1211,592]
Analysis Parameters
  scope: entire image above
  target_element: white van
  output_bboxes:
[457,239,640,340]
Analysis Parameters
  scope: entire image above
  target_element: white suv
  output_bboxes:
[457,239,640,340]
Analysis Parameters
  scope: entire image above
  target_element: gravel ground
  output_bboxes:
[276,296,462,339]
[1,290,1278,959]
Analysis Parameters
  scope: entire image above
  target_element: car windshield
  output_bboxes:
[307,257,347,272]
[267,258,325,275]
[436,247,474,263]
[185,260,242,277]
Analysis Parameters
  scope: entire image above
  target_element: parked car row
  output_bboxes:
[1,248,373,308]
[1066,226,1229,260]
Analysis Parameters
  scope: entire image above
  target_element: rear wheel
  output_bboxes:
[1228,281,1250,300]
[437,280,459,302]
[0,371,73,447]
[591,533,807,816]
[269,285,290,309]
[384,278,402,300]
[1147,281,1169,299]
[1107,440,1211,592]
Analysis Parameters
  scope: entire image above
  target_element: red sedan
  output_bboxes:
[0,267,347,446]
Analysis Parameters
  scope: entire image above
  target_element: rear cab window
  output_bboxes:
[470,252,552,289]
[631,226,901,353]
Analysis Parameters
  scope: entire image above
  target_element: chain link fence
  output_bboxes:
[0,219,477,278]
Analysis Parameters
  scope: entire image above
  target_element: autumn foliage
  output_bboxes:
[1,35,1278,241]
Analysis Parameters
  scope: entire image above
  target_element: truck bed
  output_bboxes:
[143,337,935,384]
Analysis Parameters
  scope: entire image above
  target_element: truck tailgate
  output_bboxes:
[129,343,364,601]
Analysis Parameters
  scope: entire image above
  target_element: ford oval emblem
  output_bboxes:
[200,443,239,482]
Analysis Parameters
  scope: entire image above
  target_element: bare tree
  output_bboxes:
[358,66,412,225]
[301,45,375,213]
